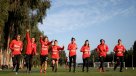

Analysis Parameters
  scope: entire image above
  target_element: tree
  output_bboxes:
[59,50,67,65]
[133,41,136,67]
[89,49,99,67]
[3,0,51,51]
[124,48,133,67]
[0,0,9,49]
[0,0,51,67]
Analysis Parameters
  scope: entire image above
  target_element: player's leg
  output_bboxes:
[12,56,16,71]
[40,55,44,73]
[86,57,89,72]
[55,59,58,72]
[69,56,72,72]
[99,56,102,72]
[25,55,29,72]
[29,55,33,73]
[120,56,123,72]
[44,56,48,73]
[101,57,105,72]
[114,56,120,71]
[73,55,76,72]
[15,55,21,74]
[52,59,55,71]
[82,58,85,72]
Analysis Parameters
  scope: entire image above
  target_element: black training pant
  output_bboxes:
[12,54,21,72]
[69,55,76,72]
[25,55,33,71]
[82,57,89,72]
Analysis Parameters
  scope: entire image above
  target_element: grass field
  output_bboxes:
[0,67,136,76]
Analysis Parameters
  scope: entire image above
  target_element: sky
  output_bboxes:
[38,0,136,63]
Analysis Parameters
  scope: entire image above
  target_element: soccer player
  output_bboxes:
[9,34,23,74]
[68,37,77,72]
[51,40,64,72]
[80,40,91,72]
[40,35,53,73]
[96,39,109,72]
[113,39,126,72]
[25,29,37,73]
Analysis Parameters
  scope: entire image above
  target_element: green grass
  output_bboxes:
[0,67,136,76]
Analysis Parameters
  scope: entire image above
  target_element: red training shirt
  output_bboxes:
[51,45,64,59]
[68,43,77,57]
[9,40,23,55]
[25,32,37,55]
[97,44,109,57]
[80,45,91,59]
[40,37,52,55]
[114,44,126,57]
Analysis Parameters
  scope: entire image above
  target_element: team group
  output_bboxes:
[9,29,126,74]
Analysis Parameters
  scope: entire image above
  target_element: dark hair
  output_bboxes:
[118,39,121,43]
[54,40,58,42]
[15,34,21,40]
[71,37,75,41]
[43,36,48,41]
[100,39,105,43]
[84,40,89,46]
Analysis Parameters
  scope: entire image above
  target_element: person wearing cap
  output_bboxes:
[96,39,109,72]
[113,39,126,72]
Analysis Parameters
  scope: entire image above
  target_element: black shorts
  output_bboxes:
[40,55,48,64]
[52,58,59,61]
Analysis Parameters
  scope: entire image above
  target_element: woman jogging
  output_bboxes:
[113,39,126,72]
[68,37,77,72]
[40,35,53,73]
[25,29,37,73]
[96,39,109,72]
[51,40,64,72]
[80,40,91,72]
[9,34,23,74]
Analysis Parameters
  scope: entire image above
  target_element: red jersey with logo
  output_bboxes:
[114,44,126,57]
[26,32,37,55]
[40,37,52,55]
[97,44,109,57]
[9,40,23,55]
[68,43,77,57]
[80,46,90,58]
[51,45,64,59]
